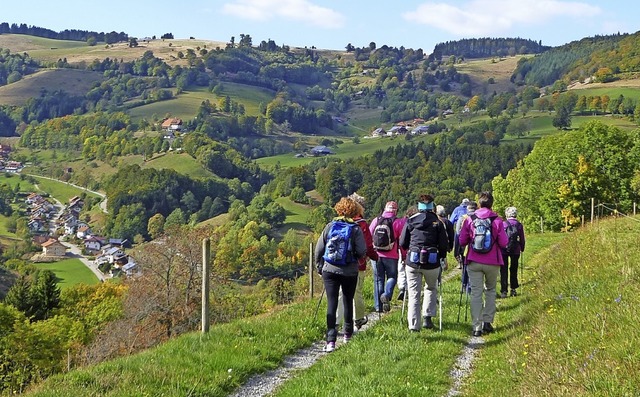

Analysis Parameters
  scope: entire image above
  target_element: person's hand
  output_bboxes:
[441,258,448,271]
[316,263,323,275]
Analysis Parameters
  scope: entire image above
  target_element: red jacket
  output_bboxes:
[355,216,378,270]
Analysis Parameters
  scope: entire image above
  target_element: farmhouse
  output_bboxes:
[310,146,334,156]
[161,118,183,132]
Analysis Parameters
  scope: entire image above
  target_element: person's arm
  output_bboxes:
[314,224,328,265]
[361,222,378,261]
[352,226,367,259]
[399,222,410,250]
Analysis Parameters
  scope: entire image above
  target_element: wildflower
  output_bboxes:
[614,295,622,303]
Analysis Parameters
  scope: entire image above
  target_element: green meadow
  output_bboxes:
[34,258,99,289]
[127,82,275,122]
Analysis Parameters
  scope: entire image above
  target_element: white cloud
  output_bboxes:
[403,0,601,36]
[222,0,346,29]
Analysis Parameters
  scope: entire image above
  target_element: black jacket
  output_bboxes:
[399,210,449,269]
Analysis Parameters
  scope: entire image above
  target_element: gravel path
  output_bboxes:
[227,267,481,397]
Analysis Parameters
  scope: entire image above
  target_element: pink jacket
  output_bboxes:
[458,207,507,266]
[369,211,406,260]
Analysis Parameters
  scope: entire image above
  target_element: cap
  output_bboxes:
[384,201,398,212]
[348,192,366,208]
[462,198,470,205]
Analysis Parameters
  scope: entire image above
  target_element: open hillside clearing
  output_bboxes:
[0,68,105,106]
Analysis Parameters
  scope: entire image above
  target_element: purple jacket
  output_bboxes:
[458,207,507,266]
[369,211,406,260]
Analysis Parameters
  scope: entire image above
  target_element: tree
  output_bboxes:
[147,213,165,240]
[165,208,186,227]
[29,270,60,321]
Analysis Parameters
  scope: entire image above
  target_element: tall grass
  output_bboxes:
[465,216,640,396]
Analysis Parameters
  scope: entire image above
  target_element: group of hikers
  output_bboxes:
[314,191,526,352]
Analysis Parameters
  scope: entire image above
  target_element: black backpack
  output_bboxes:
[372,216,395,251]
[505,222,520,254]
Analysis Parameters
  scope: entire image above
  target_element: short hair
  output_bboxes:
[334,197,360,218]
[436,205,447,217]
[467,201,478,211]
[418,194,434,203]
[405,205,418,217]
[478,192,494,209]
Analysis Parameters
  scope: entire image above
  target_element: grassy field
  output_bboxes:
[28,175,101,203]
[127,82,275,122]
[34,258,99,289]
[0,34,226,66]
[0,69,105,106]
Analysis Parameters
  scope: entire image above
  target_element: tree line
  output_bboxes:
[0,22,128,44]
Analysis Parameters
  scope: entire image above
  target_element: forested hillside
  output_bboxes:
[511,32,632,87]
[432,37,549,59]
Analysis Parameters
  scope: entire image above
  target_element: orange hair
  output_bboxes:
[334,197,360,218]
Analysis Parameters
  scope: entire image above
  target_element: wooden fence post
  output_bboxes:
[202,238,210,333]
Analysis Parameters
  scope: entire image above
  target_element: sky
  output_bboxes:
[3,0,640,53]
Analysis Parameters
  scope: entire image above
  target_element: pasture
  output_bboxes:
[34,258,99,289]
[127,82,275,122]
[0,69,105,106]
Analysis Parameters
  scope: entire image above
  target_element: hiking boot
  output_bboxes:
[323,341,335,352]
[397,289,405,301]
[423,316,434,329]
[472,330,482,337]
[511,289,517,297]
[355,316,368,330]
[482,322,494,334]
[380,294,390,312]
[500,291,507,299]
[343,333,352,343]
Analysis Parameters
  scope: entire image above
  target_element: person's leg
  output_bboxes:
[382,257,398,299]
[397,256,407,299]
[322,272,340,343]
[336,287,344,327]
[510,254,520,292]
[405,266,423,331]
[374,259,384,311]
[353,271,365,321]
[482,264,500,325]
[340,274,358,337]
[467,262,484,333]
[500,255,509,296]
[422,267,440,318]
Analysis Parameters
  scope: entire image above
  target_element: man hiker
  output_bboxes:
[369,201,406,312]
[451,198,470,268]
[458,192,507,337]
[399,194,449,332]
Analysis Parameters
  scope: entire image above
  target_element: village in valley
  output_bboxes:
[24,191,137,281]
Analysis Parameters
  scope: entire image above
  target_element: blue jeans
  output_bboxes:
[374,257,398,310]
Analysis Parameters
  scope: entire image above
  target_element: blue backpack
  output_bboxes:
[323,220,356,266]
[470,215,497,253]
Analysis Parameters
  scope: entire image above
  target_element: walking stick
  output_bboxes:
[438,263,443,332]
[313,286,325,323]
[401,284,407,324]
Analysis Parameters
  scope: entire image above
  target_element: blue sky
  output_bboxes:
[3,0,639,53]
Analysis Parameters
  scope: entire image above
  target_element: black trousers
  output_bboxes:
[500,253,520,293]
[323,271,358,342]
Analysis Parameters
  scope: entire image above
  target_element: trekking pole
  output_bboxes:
[438,264,443,332]
[313,287,325,323]
[456,284,464,323]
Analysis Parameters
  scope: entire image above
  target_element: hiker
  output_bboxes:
[458,192,507,337]
[451,198,470,268]
[315,197,367,352]
[369,201,406,312]
[397,206,417,302]
[456,201,477,271]
[399,194,449,332]
[500,206,526,298]
[436,205,455,270]
[337,193,378,330]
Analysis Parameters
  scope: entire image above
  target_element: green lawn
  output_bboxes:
[29,175,101,203]
[34,258,99,289]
